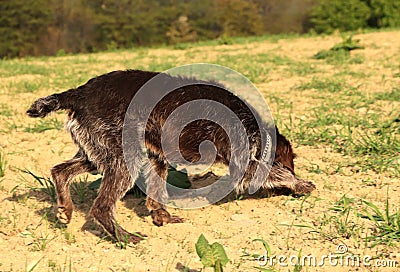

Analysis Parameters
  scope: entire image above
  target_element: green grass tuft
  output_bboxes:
[358,191,400,247]
[24,118,63,133]
[22,169,56,202]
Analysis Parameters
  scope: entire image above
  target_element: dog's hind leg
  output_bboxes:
[51,149,97,224]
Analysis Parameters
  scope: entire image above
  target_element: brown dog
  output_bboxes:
[27,69,315,243]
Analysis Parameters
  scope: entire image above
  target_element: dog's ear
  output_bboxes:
[275,130,295,174]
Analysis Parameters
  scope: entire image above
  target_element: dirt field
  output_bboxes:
[0,30,399,271]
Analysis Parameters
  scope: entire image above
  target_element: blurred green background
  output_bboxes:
[1,0,399,58]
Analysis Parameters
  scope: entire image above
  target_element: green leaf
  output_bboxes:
[195,234,209,259]
[279,223,314,229]
[253,238,271,257]
[200,246,215,267]
[211,242,229,266]
[362,200,384,220]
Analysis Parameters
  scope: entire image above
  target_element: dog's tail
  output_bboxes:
[26,89,76,118]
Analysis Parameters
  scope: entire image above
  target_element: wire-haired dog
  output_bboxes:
[27,70,315,243]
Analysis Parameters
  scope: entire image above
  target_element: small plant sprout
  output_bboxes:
[195,234,229,272]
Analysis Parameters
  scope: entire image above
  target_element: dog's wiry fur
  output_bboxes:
[27,69,315,243]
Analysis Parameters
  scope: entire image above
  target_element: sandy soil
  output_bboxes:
[0,30,399,272]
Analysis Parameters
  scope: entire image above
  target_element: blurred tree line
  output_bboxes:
[0,0,399,58]
[309,0,400,34]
